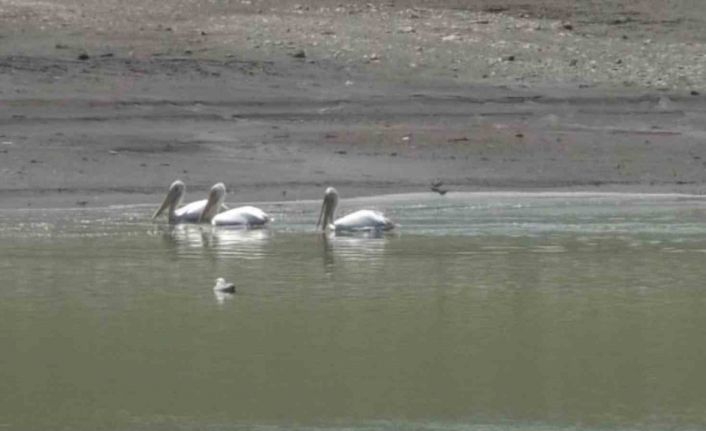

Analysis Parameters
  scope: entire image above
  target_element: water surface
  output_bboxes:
[2,192,706,431]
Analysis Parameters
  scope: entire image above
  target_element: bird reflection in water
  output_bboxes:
[204,228,270,259]
[319,230,391,275]
[158,223,210,251]
[158,224,271,259]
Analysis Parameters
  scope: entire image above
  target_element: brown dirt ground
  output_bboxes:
[1,0,705,208]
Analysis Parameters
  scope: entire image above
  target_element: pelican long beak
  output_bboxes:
[317,191,337,231]
[199,195,219,223]
[153,186,180,219]
[316,199,326,230]
[199,183,226,223]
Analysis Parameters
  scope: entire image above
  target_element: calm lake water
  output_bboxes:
[3,192,706,431]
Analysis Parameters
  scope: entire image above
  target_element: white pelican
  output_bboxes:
[316,187,395,233]
[153,180,229,224]
[152,180,209,223]
[199,183,271,228]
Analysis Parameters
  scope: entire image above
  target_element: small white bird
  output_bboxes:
[213,277,235,294]
[153,180,227,224]
[316,187,395,233]
[199,183,271,228]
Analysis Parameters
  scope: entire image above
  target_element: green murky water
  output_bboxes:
[3,192,706,431]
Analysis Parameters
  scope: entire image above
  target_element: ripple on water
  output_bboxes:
[3,193,706,430]
[2,192,706,241]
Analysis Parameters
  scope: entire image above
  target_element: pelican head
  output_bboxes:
[153,180,186,222]
[200,182,227,223]
[317,187,339,231]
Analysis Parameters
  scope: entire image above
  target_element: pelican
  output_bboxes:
[316,187,395,233]
[153,180,230,223]
[152,180,207,223]
[199,183,271,228]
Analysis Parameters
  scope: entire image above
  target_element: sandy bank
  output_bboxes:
[0,0,705,209]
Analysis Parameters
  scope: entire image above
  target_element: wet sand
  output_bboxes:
[1,0,706,208]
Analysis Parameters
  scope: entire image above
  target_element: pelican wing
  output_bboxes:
[212,206,270,228]
[334,209,394,232]
[174,199,208,223]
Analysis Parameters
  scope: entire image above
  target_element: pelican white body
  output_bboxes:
[317,187,395,233]
[200,183,271,228]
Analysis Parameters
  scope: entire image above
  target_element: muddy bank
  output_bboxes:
[1,0,705,209]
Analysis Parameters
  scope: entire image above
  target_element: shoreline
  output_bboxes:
[2,184,705,211]
[1,0,706,210]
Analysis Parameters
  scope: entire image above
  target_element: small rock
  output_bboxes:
[562,23,573,30]
[611,18,626,25]
[291,49,306,58]
[430,180,448,195]
[691,90,700,96]
[569,59,578,66]
[505,55,515,61]
[442,34,461,42]
[77,53,90,61]
[55,43,69,49]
